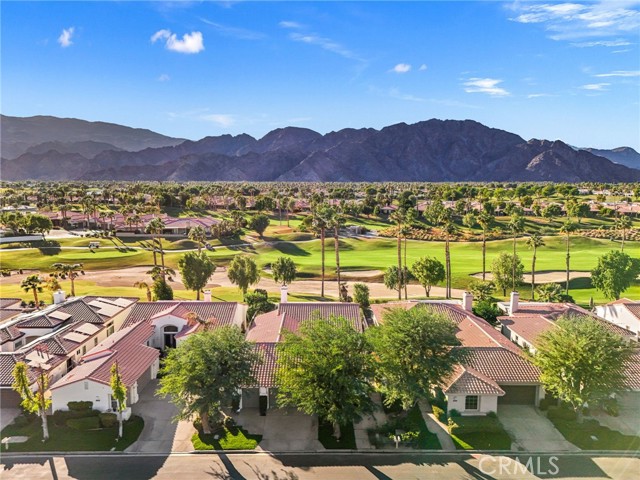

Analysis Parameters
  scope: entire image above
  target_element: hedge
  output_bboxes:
[67,401,93,412]
[99,412,118,428]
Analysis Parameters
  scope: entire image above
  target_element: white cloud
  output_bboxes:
[151,29,204,54]
[201,114,235,127]
[509,2,640,41]
[289,32,363,62]
[391,63,411,74]
[419,64,428,71]
[200,18,265,40]
[580,83,610,90]
[58,27,75,48]
[594,70,640,77]
[279,21,303,29]
[158,74,170,82]
[571,39,632,47]
[527,93,556,98]
[463,78,510,96]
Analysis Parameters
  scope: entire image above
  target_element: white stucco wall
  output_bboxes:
[446,394,498,416]
[150,314,187,348]
[595,305,639,334]
[51,380,113,412]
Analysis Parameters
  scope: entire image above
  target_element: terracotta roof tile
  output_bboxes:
[444,366,506,396]
[278,303,363,333]
[123,301,240,329]
[251,342,278,388]
[464,347,541,384]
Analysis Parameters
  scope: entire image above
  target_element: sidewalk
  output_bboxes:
[353,393,388,450]
[418,400,456,451]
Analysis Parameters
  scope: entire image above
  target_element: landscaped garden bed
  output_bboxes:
[191,417,262,450]
[367,403,441,450]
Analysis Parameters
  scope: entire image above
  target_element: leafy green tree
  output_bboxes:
[508,214,526,292]
[472,300,502,325]
[271,256,297,286]
[227,255,260,295]
[389,209,406,300]
[492,252,524,296]
[532,315,634,422]
[245,289,276,324]
[51,262,83,297]
[133,280,152,302]
[188,225,208,253]
[21,274,44,307]
[250,214,270,238]
[152,277,173,300]
[12,362,51,440]
[276,316,375,437]
[526,233,545,300]
[24,214,53,239]
[411,257,445,297]
[560,220,577,294]
[535,282,564,302]
[367,307,463,409]
[615,216,632,252]
[383,266,411,294]
[591,251,640,300]
[468,279,495,301]
[158,328,260,434]
[178,251,216,300]
[110,362,127,438]
[353,283,371,319]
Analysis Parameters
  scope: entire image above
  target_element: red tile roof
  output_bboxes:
[251,342,278,388]
[464,347,540,384]
[246,310,282,343]
[624,349,640,390]
[444,365,505,396]
[51,322,158,390]
[122,301,240,329]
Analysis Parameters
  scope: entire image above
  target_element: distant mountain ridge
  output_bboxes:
[582,146,640,170]
[1,115,639,182]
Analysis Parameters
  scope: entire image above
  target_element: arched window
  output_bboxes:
[163,324,179,348]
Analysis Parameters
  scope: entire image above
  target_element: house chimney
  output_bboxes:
[53,290,66,304]
[203,290,211,302]
[462,291,473,312]
[280,285,288,304]
[510,291,519,314]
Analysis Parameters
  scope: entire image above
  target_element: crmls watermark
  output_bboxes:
[478,455,560,477]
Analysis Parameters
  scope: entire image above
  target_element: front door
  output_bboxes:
[163,325,178,348]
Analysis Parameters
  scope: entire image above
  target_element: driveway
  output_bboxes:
[499,405,579,452]
[126,379,185,453]
[233,407,323,451]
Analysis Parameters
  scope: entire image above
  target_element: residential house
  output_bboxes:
[595,298,640,335]
[370,294,542,416]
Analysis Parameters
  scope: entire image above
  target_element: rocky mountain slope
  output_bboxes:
[1,116,638,182]
[582,146,640,170]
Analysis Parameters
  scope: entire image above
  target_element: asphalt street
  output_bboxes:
[1,453,639,480]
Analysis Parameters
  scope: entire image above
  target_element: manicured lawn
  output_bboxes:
[191,423,262,450]
[0,415,144,452]
[548,417,640,451]
[318,420,357,449]
[448,416,513,450]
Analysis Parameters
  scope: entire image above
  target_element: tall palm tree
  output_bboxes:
[311,203,331,298]
[21,275,44,308]
[478,211,494,281]
[51,263,83,297]
[329,207,345,294]
[442,221,457,299]
[400,224,412,300]
[389,209,406,300]
[560,220,577,295]
[146,217,167,280]
[526,233,545,300]
[188,225,207,253]
[509,215,526,292]
[615,215,632,252]
[133,281,152,301]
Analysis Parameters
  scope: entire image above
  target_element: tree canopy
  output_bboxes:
[532,315,634,422]
[492,252,524,296]
[367,307,463,409]
[271,256,297,286]
[411,257,445,297]
[591,250,640,300]
[250,214,270,238]
[227,255,260,295]
[178,251,216,300]
[158,327,260,433]
[276,315,375,430]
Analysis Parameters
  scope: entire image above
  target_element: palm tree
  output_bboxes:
[389,209,406,300]
[559,220,577,295]
[21,275,44,308]
[526,233,545,300]
[329,208,345,293]
[311,203,331,298]
[477,211,493,281]
[442,221,457,299]
[146,217,166,279]
[615,216,632,252]
[188,225,207,253]
[509,215,526,292]
[133,281,152,301]
[51,263,83,297]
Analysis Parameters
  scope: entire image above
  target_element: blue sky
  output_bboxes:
[2,1,639,150]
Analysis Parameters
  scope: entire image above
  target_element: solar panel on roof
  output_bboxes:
[75,323,100,334]
[25,350,52,363]
[110,298,133,308]
[88,300,111,309]
[63,331,89,343]
[49,311,72,321]
[97,304,121,317]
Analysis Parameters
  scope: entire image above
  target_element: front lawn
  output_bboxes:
[318,420,356,449]
[1,415,144,452]
[548,417,640,451]
[192,422,262,450]
[448,415,512,450]
[368,404,441,450]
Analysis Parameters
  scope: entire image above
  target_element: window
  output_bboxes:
[465,395,479,410]
[94,337,98,346]
[14,340,23,349]
[82,345,87,354]
[84,381,89,390]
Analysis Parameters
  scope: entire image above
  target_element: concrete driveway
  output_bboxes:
[126,379,187,453]
[233,407,323,451]
[499,405,579,452]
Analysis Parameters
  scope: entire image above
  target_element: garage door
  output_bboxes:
[498,385,537,405]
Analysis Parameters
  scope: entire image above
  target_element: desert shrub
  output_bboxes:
[449,409,461,417]
[99,412,118,428]
[67,416,101,430]
[486,411,497,418]
[432,405,446,423]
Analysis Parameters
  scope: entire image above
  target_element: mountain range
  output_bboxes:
[1,115,639,182]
